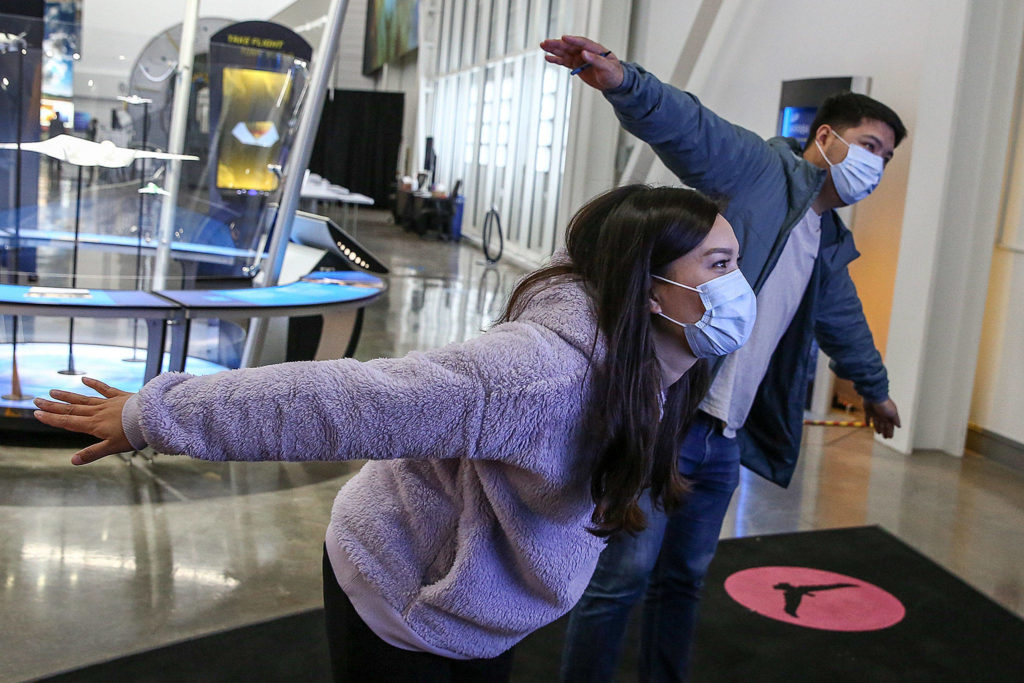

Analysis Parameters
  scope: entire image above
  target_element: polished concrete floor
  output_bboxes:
[2,209,1023,681]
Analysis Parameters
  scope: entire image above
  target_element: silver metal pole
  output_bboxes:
[151,0,200,291]
[240,0,350,368]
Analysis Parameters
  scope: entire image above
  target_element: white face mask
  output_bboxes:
[816,129,884,204]
[651,269,757,358]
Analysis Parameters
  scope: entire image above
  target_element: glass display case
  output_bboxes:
[0,9,385,427]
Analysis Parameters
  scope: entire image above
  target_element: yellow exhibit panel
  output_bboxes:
[217,67,292,192]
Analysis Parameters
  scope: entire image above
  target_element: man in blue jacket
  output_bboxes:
[542,35,905,681]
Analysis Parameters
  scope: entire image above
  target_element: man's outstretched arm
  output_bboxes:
[542,34,781,199]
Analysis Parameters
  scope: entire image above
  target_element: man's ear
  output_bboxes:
[812,123,832,148]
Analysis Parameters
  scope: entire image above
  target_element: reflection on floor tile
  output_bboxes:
[1,210,1022,681]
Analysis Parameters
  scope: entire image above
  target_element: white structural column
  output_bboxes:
[151,0,200,291]
[972,34,1024,447]
[883,0,1024,455]
[556,0,632,240]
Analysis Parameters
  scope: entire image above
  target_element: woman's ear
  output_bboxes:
[649,291,663,315]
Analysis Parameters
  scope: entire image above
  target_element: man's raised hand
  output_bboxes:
[540,35,624,91]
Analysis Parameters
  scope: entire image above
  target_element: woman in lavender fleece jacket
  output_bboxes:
[35,185,746,681]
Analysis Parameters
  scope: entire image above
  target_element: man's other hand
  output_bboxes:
[864,398,901,439]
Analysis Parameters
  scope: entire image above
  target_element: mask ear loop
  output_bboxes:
[830,128,853,147]
[650,276,692,328]
[651,275,710,330]
[815,125,847,167]
[651,273,716,319]
[656,311,692,328]
[651,274,700,292]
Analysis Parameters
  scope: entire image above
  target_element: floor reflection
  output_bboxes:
[0,446,359,506]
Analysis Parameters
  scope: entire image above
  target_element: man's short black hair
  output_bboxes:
[802,91,907,150]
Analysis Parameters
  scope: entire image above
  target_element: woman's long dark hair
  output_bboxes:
[500,185,718,536]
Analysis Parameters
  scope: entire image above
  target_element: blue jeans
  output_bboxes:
[560,412,741,682]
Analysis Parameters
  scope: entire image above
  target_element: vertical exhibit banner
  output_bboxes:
[0,0,45,216]
[42,0,78,100]
[362,0,419,75]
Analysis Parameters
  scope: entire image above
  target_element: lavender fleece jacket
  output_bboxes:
[123,280,608,658]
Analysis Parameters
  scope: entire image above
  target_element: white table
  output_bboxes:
[300,181,375,232]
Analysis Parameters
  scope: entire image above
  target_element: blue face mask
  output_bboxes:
[651,268,757,358]
[816,129,884,204]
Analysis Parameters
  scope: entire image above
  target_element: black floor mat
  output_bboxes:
[42,526,1024,682]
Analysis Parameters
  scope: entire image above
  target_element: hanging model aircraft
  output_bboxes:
[0,134,198,167]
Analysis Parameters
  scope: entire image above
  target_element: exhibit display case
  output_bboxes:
[0,7,385,428]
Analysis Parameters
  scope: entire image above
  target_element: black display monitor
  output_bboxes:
[777,76,870,146]
[290,210,389,274]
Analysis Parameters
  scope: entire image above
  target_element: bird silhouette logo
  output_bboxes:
[725,567,905,631]
[772,581,858,617]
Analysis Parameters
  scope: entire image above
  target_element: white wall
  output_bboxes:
[625,0,702,77]
[971,52,1024,446]
[973,251,1024,445]
[885,1,1024,454]
[376,55,419,177]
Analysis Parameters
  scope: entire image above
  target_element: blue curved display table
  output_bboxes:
[0,271,385,418]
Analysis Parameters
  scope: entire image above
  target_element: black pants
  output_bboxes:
[322,548,515,682]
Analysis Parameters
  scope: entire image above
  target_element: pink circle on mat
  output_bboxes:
[724,566,905,632]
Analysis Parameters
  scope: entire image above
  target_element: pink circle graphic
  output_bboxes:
[724,566,905,632]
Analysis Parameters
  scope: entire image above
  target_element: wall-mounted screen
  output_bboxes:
[40,97,74,130]
[777,77,869,147]
[362,0,419,75]
[778,106,818,144]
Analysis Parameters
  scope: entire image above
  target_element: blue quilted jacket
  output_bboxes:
[606,62,890,486]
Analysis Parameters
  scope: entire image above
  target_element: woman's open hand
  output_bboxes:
[34,377,135,465]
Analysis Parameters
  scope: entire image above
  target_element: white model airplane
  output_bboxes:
[0,135,198,167]
[138,181,170,195]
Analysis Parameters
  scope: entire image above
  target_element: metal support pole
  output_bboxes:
[240,0,351,368]
[58,166,86,376]
[126,98,151,362]
[151,0,200,291]
[4,41,30,400]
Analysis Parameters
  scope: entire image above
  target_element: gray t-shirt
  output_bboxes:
[700,206,822,437]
